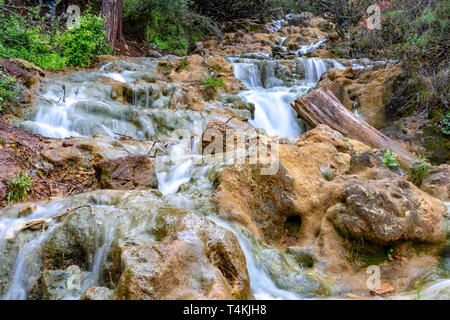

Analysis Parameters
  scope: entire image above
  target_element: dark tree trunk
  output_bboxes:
[102,0,123,48]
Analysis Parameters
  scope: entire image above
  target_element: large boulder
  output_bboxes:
[214,125,447,292]
[328,176,446,245]
[318,66,403,129]
[95,154,157,190]
[3,190,251,300]
[288,12,314,27]
[109,209,250,300]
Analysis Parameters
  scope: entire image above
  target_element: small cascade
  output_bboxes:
[209,217,302,300]
[264,19,286,34]
[156,142,195,195]
[3,223,60,300]
[233,62,262,88]
[230,54,344,138]
[305,58,328,84]
[296,39,327,56]
[2,43,439,300]
[239,87,304,137]
[0,203,66,299]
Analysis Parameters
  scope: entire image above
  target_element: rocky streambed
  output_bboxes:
[0,14,449,300]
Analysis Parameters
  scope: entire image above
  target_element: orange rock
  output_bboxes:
[370,283,396,295]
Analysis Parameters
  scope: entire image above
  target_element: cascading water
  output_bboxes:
[305,58,328,84]
[1,38,447,300]
[229,55,345,137]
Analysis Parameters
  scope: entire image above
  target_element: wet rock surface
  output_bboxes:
[317,66,403,129]
[215,125,448,293]
[0,13,448,300]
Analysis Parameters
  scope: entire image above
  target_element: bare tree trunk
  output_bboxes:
[291,88,415,166]
[102,0,123,48]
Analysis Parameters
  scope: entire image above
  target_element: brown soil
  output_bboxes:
[0,120,53,207]
[114,39,149,57]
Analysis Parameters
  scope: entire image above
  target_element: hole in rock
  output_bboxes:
[284,215,302,235]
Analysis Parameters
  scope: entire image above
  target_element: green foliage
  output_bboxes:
[440,111,450,135]
[124,0,219,53]
[408,158,430,186]
[179,58,188,71]
[414,281,424,300]
[200,75,224,91]
[0,70,19,111]
[60,13,113,67]
[6,173,34,205]
[382,150,399,171]
[386,247,394,260]
[0,5,112,70]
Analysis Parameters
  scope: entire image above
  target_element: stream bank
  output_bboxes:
[0,14,448,300]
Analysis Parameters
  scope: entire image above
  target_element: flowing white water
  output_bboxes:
[209,217,302,300]
[1,203,66,299]
[2,50,446,300]
[239,87,304,137]
[3,224,60,300]
[305,58,328,84]
[230,55,345,138]
[296,39,327,56]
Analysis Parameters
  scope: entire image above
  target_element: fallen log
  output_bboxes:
[291,88,415,165]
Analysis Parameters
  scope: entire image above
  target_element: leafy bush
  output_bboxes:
[61,12,113,67]
[124,0,219,53]
[7,173,33,205]
[381,149,399,171]
[0,5,112,70]
[0,70,19,111]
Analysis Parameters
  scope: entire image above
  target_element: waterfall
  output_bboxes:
[208,217,302,300]
[230,55,346,138]
[233,62,262,88]
[296,39,327,56]
[3,52,438,301]
[305,58,328,84]
[240,88,304,137]
[230,57,305,138]
[3,224,60,300]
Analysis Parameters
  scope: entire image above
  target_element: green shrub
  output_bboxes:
[0,5,112,70]
[0,70,19,111]
[408,158,430,186]
[124,0,219,53]
[7,173,34,205]
[60,13,113,67]
[441,111,450,135]
[381,150,399,171]
[200,75,224,88]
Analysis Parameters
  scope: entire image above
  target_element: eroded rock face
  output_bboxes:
[40,136,160,194]
[288,12,313,27]
[318,66,403,129]
[115,212,251,300]
[214,125,447,292]
[202,120,242,155]
[328,177,446,245]
[157,55,244,97]
[420,164,450,201]
[95,154,157,190]
[1,190,250,300]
